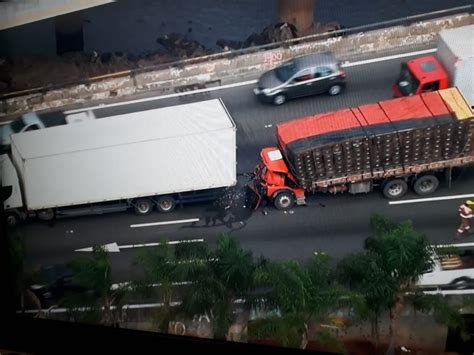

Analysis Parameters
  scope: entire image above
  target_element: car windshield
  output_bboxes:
[10,118,27,133]
[275,60,299,82]
[397,63,420,96]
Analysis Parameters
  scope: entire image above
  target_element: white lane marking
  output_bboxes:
[0,120,12,126]
[421,289,474,295]
[341,48,437,67]
[130,218,200,228]
[74,238,204,252]
[434,242,474,248]
[21,296,243,314]
[64,48,436,113]
[111,281,192,290]
[119,238,204,249]
[389,193,474,205]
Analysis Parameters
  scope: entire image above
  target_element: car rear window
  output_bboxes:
[10,118,27,133]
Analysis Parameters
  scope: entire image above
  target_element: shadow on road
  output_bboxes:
[184,183,256,234]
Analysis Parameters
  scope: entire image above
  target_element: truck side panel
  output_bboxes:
[452,58,474,108]
[22,128,236,210]
[436,32,457,88]
[436,24,474,107]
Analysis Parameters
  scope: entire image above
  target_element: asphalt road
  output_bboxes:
[11,49,474,283]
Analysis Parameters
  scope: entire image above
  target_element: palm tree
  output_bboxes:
[133,241,192,332]
[180,235,256,340]
[64,246,129,326]
[337,214,463,354]
[250,252,357,349]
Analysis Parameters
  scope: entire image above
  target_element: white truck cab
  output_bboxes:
[1,154,24,226]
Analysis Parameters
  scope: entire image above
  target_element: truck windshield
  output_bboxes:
[10,118,27,133]
[275,60,298,82]
[397,63,420,96]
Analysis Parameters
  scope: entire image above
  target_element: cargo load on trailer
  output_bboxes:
[250,88,474,210]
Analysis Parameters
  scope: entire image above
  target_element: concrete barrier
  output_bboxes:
[0,12,472,118]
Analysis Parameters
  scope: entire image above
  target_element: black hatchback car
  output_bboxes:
[253,52,346,105]
[30,264,88,308]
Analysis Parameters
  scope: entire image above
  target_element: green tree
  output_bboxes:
[250,252,357,349]
[338,215,462,354]
[65,246,128,326]
[180,235,256,339]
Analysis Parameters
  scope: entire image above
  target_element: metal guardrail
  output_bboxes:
[0,5,472,101]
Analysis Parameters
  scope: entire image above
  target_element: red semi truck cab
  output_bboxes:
[251,147,306,210]
[392,55,449,97]
[392,25,473,104]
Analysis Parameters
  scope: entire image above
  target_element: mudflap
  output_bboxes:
[246,183,261,211]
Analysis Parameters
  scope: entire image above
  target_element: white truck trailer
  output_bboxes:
[1,98,237,226]
[437,24,474,107]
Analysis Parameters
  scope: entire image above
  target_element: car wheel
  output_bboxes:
[328,84,342,96]
[272,94,286,105]
[451,277,471,290]
[133,198,153,215]
[156,195,176,213]
[273,191,295,210]
[382,179,408,199]
[6,213,19,227]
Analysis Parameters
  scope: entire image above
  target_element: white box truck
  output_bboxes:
[1,98,237,226]
[393,24,474,107]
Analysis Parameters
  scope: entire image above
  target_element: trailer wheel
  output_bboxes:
[6,213,19,228]
[37,209,55,221]
[156,195,176,213]
[273,191,295,210]
[133,198,153,215]
[382,179,407,199]
[412,175,439,196]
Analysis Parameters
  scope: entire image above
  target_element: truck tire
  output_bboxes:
[273,191,295,210]
[37,209,55,221]
[133,198,153,215]
[412,175,439,196]
[382,179,408,199]
[272,94,287,106]
[156,195,176,213]
[6,213,19,228]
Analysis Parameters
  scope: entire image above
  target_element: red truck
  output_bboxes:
[392,25,473,107]
[250,87,474,210]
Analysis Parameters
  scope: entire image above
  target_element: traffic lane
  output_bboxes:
[224,56,401,127]
[20,181,255,270]
[228,58,402,172]
[44,189,469,283]
[59,50,407,134]
[21,167,474,281]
